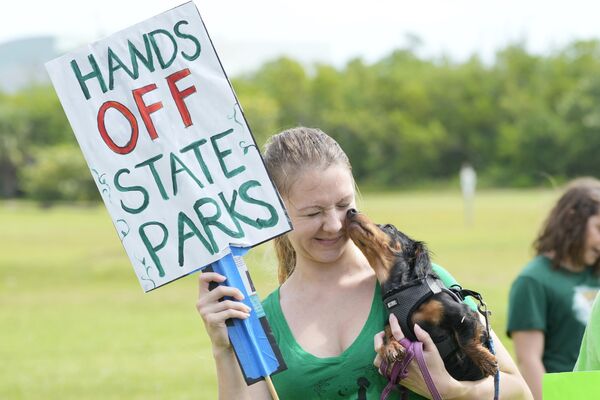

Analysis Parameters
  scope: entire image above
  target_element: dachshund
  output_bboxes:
[346,208,498,381]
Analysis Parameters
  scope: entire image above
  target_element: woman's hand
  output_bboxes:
[196,272,252,352]
[374,314,464,399]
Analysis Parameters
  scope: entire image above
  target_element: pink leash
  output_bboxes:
[379,338,442,400]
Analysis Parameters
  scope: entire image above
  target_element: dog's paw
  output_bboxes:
[481,357,498,375]
[479,353,499,377]
[380,338,406,370]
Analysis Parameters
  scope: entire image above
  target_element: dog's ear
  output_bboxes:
[413,242,430,275]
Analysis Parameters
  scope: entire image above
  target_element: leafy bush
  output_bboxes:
[19,144,99,204]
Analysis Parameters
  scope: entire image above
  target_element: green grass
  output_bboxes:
[0,189,558,399]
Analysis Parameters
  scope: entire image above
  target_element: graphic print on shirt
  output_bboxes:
[312,365,381,398]
[356,376,371,400]
[313,375,336,397]
[573,286,600,325]
[334,376,373,398]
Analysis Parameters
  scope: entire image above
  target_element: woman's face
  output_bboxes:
[283,164,356,267]
[583,211,600,266]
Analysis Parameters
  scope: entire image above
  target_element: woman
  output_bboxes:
[198,127,531,399]
[507,177,600,399]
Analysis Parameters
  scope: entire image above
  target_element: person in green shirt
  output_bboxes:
[507,177,600,400]
[197,127,532,399]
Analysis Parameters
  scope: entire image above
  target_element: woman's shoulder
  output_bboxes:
[520,255,553,275]
[432,263,459,287]
[262,287,280,315]
[432,263,478,311]
[517,255,580,283]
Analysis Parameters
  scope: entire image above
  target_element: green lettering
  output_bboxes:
[210,129,246,178]
[193,197,244,253]
[107,46,136,90]
[70,55,107,100]
[218,190,246,233]
[180,139,213,184]
[170,153,204,195]
[128,36,155,75]
[135,154,169,200]
[174,20,201,61]
[139,221,168,277]
[113,168,149,214]
[148,29,178,69]
[238,180,279,228]
[177,211,215,266]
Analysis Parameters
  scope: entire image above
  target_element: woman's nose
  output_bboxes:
[323,210,344,232]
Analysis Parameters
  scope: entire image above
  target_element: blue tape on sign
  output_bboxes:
[208,246,286,384]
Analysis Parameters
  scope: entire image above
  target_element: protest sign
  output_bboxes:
[45,1,292,292]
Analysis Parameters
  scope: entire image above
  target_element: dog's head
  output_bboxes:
[346,209,431,286]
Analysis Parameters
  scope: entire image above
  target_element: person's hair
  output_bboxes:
[263,127,352,283]
[534,177,600,272]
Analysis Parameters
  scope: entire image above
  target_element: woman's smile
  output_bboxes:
[314,235,343,246]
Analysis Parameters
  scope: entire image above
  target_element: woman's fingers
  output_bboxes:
[414,323,435,351]
[204,307,251,327]
[197,273,245,306]
[374,331,385,351]
[198,272,226,296]
[389,313,406,341]
[202,299,252,317]
[196,272,251,325]
[373,331,385,368]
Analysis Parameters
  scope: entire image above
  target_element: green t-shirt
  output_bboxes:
[262,264,472,399]
[574,294,600,371]
[507,255,600,372]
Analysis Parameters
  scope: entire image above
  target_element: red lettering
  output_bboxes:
[133,83,163,140]
[97,101,139,154]
[167,68,196,127]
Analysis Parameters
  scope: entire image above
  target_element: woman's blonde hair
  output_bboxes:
[263,127,352,283]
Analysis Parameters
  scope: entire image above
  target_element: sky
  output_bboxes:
[3,0,600,73]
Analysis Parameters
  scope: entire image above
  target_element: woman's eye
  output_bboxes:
[305,211,320,217]
[337,203,350,209]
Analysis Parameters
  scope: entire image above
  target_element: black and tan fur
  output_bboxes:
[346,209,498,381]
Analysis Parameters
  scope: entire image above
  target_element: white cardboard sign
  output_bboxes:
[46,1,291,292]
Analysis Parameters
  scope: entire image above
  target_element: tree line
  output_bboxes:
[2,40,600,202]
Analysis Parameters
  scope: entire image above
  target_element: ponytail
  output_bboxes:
[273,235,296,284]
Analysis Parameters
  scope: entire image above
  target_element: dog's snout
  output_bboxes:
[347,208,358,218]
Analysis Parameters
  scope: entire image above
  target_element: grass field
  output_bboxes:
[0,189,558,399]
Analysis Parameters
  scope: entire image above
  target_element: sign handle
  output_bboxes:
[204,246,285,397]
[265,375,279,400]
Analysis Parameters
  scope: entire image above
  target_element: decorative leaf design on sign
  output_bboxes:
[91,168,111,202]
[227,103,244,127]
[137,256,157,291]
[116,219,130,241]
[239,141,258,155]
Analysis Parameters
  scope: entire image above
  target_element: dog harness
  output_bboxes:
[382,275,462,359]
[380,275,500,400]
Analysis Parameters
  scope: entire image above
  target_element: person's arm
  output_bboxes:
[197,272,271,400]
[449,328,533,400]
[511,330,545,399]
[375,314,533,400]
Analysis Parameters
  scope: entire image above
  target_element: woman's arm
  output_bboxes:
[375,314,533,400]
[197,272,271,400]
[511,331,545,400]
[450,329,533,400]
